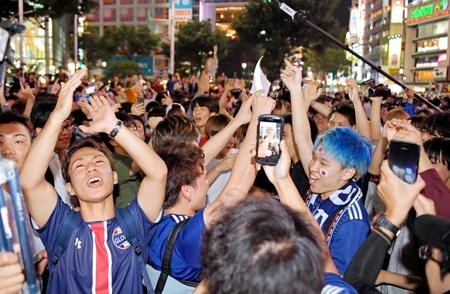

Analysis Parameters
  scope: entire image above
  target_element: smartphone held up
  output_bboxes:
[256,115,284,166]
[388,140,420,184]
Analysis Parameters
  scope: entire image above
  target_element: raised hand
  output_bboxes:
[234,94,253,125]
[161,92,173,106]
[50,78,61,94]
[280,59,302,94]
[377,160,425,226]
[303,81,322,104]
[78,95,118,135]
[131,102,145,116]
[251,90,276,119]
[263,140,291,184]
[346,78,359,102]
[52,69,87,122]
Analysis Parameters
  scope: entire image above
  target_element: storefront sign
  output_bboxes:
[409,0,449,23]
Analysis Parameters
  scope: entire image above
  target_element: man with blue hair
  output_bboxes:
[281,60,372,274]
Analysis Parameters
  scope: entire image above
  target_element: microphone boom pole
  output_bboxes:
[275,1,442,113]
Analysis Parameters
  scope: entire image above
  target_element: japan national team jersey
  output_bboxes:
[322,273,358,294]
[37,197,155,294]
[148,209,205,283]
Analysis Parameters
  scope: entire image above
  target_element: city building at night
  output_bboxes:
[404,0,450,91]
[361,0,405,90]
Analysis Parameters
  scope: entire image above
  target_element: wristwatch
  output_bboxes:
[375,213,401,237]
[109,120,123,138]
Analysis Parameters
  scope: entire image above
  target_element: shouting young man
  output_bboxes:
[281,60,372,274]
[20,68,167,293]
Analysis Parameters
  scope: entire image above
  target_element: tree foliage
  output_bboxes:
[303,47,350,77]
[104,60,140,79]
[174,20,230,72]
[82,26,160,66]
[233,0,343,79]
[0,0,96,20]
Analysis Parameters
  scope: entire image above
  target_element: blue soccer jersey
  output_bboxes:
[148,209,205,283]
[322,273,358,294]
[307,181,370,274]
[37,197,155,293]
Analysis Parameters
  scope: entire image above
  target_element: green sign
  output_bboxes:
[411,0,448,19]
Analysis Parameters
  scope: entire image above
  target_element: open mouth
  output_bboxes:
[309,174,319,185]
[87,176,103,188]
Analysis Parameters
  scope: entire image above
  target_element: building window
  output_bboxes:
[120,0,133,4]
[155,7,167,19]
[120,8,134,21]
[415,55,439,68]
[104,0,116,4]
[137,8,149,21]
[414,70,434,82]
[416,37,448,53]
[417,20,448,38]
[103,8,117,22]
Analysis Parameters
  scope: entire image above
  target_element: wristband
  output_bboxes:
[375,213,401,237]
[109,120,123,138]
[373,228,393,245]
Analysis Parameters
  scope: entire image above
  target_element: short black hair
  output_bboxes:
[157,142,204,209]
[192,96,219,114]
[422,111,450,138]
[424,137,450,170]
[328,102,356,126]
[202,196,325,294]
[151,115,199,153]
[0,111,31,133]
[30,94,58,129]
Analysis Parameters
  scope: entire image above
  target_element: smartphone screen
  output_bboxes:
[388,140,420,184]
[256,115,284,166]
[85,83,96,95]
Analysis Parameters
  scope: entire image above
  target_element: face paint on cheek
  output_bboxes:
[320,168,327,176]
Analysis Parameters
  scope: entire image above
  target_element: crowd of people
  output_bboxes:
[0,59,449,294]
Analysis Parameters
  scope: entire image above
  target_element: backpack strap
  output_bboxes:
[155,218,190,294]
[115,208,154,294]
[51,211,82,265]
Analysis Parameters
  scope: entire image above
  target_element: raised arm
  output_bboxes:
[204,91,275,228]
[369,96,383,142]
[218,80,233,115]
[79,96,166,221]
[20,69,87,227]
[202,96,252,166]
[347,78,371,138]
[281,59,314,176]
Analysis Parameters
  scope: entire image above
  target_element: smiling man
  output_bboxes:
[0,111,32,169]
[20,69,167,293]
[281,61,372,274]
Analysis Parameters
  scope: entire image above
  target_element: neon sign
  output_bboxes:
[411,0,449,20]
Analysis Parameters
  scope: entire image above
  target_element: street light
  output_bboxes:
[241,62,247,78]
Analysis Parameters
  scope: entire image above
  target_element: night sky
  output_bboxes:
[334,0,352,27]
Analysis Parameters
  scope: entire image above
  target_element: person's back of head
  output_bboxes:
[157,142,205,209]
[30,94,58,129]
[422,111,450,139]
[202,196,324,294]
[385,109,409,121]
[151,115,199,153]
[205,114,232,139]
[314,127,371,180]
